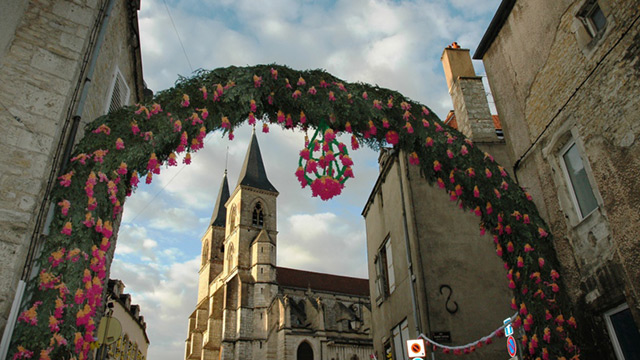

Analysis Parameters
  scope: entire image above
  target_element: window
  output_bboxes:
[560,141,598,219]
[392,319,410,360]
[374,237,396,303]
[604,303,640,359]
[252,202,264,227]
[577,1,607,38]
[105,66,131,114]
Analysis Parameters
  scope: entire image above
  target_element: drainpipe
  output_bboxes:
[59,0,118,174]
[0,0,118,357]
[394,151,422,336]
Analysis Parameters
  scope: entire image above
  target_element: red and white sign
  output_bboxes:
[406,339,426,358]
[507,335,517,357]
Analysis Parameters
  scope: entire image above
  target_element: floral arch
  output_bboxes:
[10,65,579,360]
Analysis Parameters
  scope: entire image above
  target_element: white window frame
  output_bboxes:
[578,0,607,38]
[105,66,131,114]
[558,139,598,221]
[604,303,632,360]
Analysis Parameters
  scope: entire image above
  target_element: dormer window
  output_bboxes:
[252,202,264,227]
[578,1,607,38]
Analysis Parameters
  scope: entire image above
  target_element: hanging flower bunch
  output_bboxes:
[9,64,580,360]
[296,122,354,200]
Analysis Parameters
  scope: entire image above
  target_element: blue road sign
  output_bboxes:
[504,318,513,336]
[507,335,517,357]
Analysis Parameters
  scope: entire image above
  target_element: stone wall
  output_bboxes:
[479,0,640,358]
[0,0,142,336]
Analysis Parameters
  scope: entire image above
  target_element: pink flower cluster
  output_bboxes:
[310,177,344,201]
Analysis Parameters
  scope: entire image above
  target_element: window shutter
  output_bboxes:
[385,240,395,294]
[106,67,131,114]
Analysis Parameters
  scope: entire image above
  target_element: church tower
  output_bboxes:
[186,130,279,360]
[220,129,279,359]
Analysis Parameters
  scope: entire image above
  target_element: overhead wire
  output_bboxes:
[162,0,194,72]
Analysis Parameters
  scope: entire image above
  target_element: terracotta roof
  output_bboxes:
[443,111,502,131]
[276,267,369,297]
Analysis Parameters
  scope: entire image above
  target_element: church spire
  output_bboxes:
[237,129,278,193]
[209,170,230,227]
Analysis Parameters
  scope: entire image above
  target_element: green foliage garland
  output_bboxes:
[9,64,579,360]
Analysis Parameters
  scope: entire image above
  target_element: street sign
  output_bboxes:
[504,318,513,337]
[506,335,517,357]
[406,339,426,358]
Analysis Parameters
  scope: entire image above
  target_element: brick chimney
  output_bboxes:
[441,44,498,142]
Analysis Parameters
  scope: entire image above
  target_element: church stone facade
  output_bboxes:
[185,131,373,360]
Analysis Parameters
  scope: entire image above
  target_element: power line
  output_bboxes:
[162,0,194,73]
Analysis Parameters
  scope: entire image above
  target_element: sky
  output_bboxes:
[109,1,502,359]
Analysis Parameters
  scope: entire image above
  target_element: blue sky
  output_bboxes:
[110,1,501,359]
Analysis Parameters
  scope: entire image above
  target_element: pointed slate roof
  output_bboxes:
[209,171,230,227]
[237,130,278,193]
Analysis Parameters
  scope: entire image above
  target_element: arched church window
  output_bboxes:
[229,204,237,230]
[297,341,313,360]
[252,202,264,227]
[201,240,209,266]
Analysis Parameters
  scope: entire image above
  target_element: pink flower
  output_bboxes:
[131,121,140,135]
[117,162,127,175]
[285,79,292,89]
[221,116,231,129]
[306,159,318,173]
[92,124,111,135]
[270,68,278,79]
[310,176,344,201]
[473,186,480,198]
[351,135,359,150]
[455,185,463,196]
[404,121,413,133]
[460,145,468,155]
[308,86,317,95]
[474,206,482,216]
[486,202,493,214]
[115,137,125,150]
[373,100,382,110]
[343,166,354,178]
[58,200,70,216]
[292,90,302,99]
[61,222,72,236]
[538,227,549,238]
[435,122,444,132]
[539,257,545,268]
[409,152,419,165]
[250,99,257,113]
[58,171,74,187]
[385,131,399,145]
[184,153,191,165]
[168,153,178,166]
[437,178,445,188]
[517,256,524,268]
[130,171,139,187]
[181,94,190,107]
[295,167,307,187]
[507,241,514,253]
[329,91,336,101]
[341,155,354,167]
[485,168,492,178]
[551,269,560,280]
[248,112,256,125]
[447,149,454,158]
[263,123,270,133]
[299,111,306,124]
[425,137,433,147]
[297,76,306,86]
[368,120,377,135]
[496,244,503,257]
[501,180,509,190]
[433,160,442,172]
[277,111,285,123]
[387,97,393,108]
[362,91,368,99]
[253,74,262,88]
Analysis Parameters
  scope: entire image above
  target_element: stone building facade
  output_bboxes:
[101,279,150,360]
[361,46,513,359]
[474,0,640,358]
[0,0,145,345]
[185,131,373,360]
